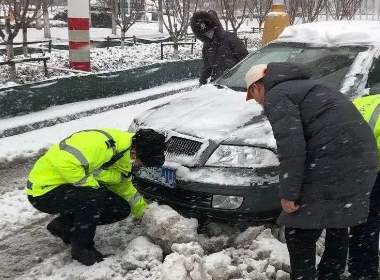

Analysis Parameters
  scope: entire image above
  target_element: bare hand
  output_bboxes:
[281,199,300,213]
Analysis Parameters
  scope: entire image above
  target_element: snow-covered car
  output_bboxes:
[129,21,380,222]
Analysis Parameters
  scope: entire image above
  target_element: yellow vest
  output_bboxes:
[353,95,380,169]
[25,128,147,218]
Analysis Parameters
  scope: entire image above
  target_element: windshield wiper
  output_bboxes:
[213,83,226,89]
[214,84,247,92]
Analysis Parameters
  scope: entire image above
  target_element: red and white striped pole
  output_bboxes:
[68,0,91,72]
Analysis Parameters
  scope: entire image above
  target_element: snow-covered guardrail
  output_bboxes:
[0,59,202,119]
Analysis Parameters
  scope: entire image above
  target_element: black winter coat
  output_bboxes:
[190,11,248,84]
[263,62,378,229]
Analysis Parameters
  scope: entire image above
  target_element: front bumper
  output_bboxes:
[134,166,281,222]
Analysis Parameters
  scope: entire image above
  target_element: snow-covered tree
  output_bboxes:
[216,0,249,33]
[300,0,326,22]
[327,0,363,20]
[154,0,198,58]
[0,0,43,80]
[248,0,272,29]
[285,0,302,24]
[42,0,51,38]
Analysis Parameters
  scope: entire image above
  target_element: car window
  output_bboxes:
[368,58,380,94]
[217,43,367,92]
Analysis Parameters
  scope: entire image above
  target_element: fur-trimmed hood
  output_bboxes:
[190,11,224,42]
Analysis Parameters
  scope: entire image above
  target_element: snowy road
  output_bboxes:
[0,83,294,280]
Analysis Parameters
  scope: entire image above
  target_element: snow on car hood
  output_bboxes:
[136,84,275,147]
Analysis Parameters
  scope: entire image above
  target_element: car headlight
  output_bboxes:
[212,195,244,210]
[205,145,278,168]
[128,120,138,133]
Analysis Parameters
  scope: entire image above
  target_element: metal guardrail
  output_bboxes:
[160,42,196,60]
[0,56,50,76]
[0,39,52,53]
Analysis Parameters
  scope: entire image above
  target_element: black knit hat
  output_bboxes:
[132,129,166,167]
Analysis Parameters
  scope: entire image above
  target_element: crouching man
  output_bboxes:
[25,128,166,266]
[245,63,378,280]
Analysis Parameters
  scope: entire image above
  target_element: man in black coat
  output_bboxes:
[190,11,248,85]
[245,62,378,280]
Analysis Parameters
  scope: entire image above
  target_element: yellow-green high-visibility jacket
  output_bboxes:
[354,94,380,170]
[25,128,147,218]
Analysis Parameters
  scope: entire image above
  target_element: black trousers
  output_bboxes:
[285,227,349,280]
[349,172,380,279]
[28,184,131,247]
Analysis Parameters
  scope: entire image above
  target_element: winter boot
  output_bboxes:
[47,218,71,245]
[71,244,105,266]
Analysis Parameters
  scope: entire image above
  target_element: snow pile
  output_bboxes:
[0,190,46,239]
[143,203,198,253]
[158,243,211,280]
[121,236,163,270]
[0,192,298,280]
[250,229,290,273]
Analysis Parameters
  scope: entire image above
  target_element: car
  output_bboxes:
[129,21,380,223]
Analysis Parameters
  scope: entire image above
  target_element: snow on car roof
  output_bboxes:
[277,21,380,46]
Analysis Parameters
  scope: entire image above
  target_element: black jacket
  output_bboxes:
[190,11,248,85]
[263,62,378,229]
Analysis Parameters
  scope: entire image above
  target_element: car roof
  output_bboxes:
[277,21,380,47]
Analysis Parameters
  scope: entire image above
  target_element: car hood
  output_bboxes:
[135,85,277,150]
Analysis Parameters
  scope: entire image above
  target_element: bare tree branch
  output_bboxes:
[300,0,326,22]
[215,0,249,33]
[248,0,272,28]
[327,0,363,20]
[284,0,302,24]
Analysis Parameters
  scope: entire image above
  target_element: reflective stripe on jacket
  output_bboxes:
[25,128,147,218]
[354,94,380,169]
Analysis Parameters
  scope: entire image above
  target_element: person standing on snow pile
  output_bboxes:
[26,128,166,266]
[348,94,380,280]
[190,10,248,86]
[245,62,378,280]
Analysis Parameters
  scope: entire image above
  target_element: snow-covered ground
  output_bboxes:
[0,82,329,280]
[0,80,199,162]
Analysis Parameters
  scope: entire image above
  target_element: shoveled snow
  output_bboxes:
[143,203,198,253]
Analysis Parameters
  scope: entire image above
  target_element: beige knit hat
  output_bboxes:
[245,64,267,101]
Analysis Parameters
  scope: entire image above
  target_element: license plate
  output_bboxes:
[161,167,176,189]
[137,167,176,189]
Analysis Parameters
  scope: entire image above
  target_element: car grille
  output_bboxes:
[166,136,203,158]
[135,178,212,209]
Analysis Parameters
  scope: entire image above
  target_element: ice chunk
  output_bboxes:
[276,270,290,280]
[159,252,211,280]
[204,251,240,280]
[172,242,204,257]
[143,203,198,253]
[251,229,290,272]
[234,226,265,248]
[121,236,163,270]
[199,234,230,254]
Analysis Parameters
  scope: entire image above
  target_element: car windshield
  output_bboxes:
[217,43,367,92]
